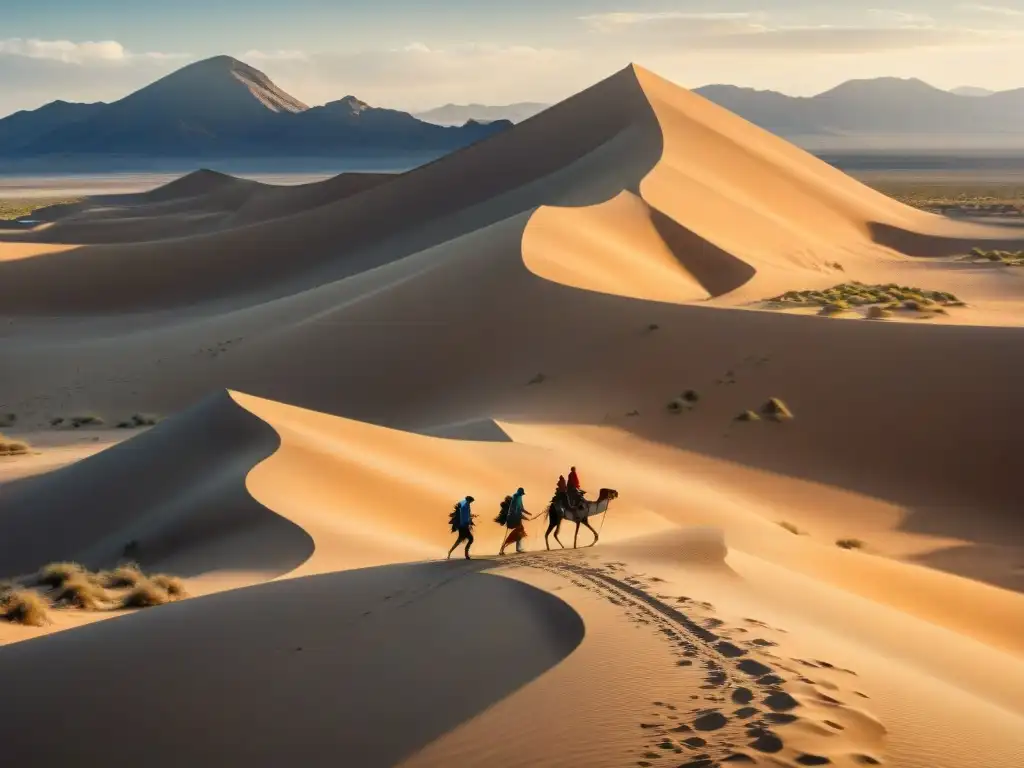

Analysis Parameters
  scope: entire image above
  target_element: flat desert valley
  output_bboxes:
[2,65,1023,768]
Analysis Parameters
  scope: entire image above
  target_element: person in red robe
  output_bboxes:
[567,466,583,508]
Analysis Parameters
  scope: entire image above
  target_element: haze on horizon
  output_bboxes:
[2,0,1023,116]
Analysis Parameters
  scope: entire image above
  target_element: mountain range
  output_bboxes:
[0,56,509,161]
[3,57,1023,164]
[416,80,1024,147]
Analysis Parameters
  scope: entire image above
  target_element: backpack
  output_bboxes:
[493,495,512,526]
[449,500,473,532]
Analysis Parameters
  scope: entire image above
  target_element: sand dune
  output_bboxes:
[2,63,1023,767]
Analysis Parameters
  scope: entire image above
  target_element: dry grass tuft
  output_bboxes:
[53,575,110,610]
[150,574,188,599]
[760,398,794,421]
[37,561,87,589]
[121,581,172,609]
[69,414,104,429]
[0,433,30,456]
[97,563,145,589]
[1,589,50,626]
[836,538,866,550]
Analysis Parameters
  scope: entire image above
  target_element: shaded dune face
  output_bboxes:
[0,564,584,768]
[0,391,313,580]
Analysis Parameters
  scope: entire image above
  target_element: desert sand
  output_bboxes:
[1,64,1023,768]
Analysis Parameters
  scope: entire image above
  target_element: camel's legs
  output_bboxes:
[545,520,560,550]
[582,519,599,546]
[573,521,581,548]
[553,522,564,548]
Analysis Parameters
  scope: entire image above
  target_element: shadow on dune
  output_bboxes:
[0,561,584,768]
[648,205,756,297]
[868,220,1024,257]
[0,390,314,580]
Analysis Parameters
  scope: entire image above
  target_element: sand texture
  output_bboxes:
[2,64,1023,768]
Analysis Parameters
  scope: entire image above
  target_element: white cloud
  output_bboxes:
[578,8,1023,53]
[0,37,187,65]
[959,3,1024,16]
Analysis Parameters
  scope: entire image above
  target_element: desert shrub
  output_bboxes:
[121,581,171,609]
[1,589,49,626]
[53,575,109,610]
[69,414,103,429]
[819,302,849,316]
[866,306,892,320]
[667,398,686,413]
[36,561,86,589]
[149,574,188,599]
[97,563,144,589]
[527,374,545,385]
[760,398,793,421]
[682,389,700,403]
[49,417,64,427]
[778,521,802,535]
[0,433,29,456]
[836,538,865,550]
[735,410,761,422]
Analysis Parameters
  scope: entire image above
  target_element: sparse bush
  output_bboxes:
[648,323,660,331]
[667,398,686,413]
[121,581,171,609]
[778,521,802,535]
[682,390,700,403]
[0,433,30,456]
[866,306,892,320]
[53,575,109,610]
[819,302,849,316]
[69,414,103,429]
[97,564,144,589]
[49,417,64,427]
[36,561,86,589]
[150,574,188,599]
[760,398,793,421]
[735,410,761,422]
[1,589,49,626]
[836,538,865,550]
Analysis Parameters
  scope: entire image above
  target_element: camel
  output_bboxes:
[544,488,619,549]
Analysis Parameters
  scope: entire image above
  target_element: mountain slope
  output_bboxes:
[0,100,106,152]
[694,78,1024,138]
[1,56,510,158]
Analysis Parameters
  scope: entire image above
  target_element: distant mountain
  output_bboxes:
[0,56,510,160]
[950,86,996,97]
[0,100,106,150]
[415,102,549,126]
[692,78,1024,142]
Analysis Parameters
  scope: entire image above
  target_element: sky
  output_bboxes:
[2,1,1024,115]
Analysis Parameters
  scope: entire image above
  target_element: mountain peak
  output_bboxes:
[117,55,309,115]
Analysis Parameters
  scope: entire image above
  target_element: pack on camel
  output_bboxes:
[544,484,619,549]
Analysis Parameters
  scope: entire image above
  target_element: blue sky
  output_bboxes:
[2,1,1024,114]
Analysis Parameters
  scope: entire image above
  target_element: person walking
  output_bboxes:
[499,487,534,555]
[447,495,476,560]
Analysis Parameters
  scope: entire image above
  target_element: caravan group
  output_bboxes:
[446,467,619,559]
